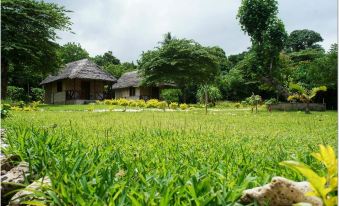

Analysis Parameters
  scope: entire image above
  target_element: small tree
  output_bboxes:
[197,85,222,114]
[288,83,327,114]
[243,93,262,113]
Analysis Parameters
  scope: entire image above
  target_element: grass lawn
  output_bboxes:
[2,108,337,205]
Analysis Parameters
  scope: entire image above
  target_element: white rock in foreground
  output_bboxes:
[9,176,51,206]
[240,176,323,206]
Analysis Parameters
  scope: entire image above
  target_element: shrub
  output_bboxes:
[7,86,25,101]
[117,98,129,111]
[169,102,178,109]
[180,103,188,110]
[129,100,138,107]
[104,99,113,105]
[23,106,33,112]
[160,89,182,103]
[136,100,146,108]
[157,101,168,111]
[30,88,45,102]
[87,103,95,112]
[1,104,11,119]
[146,99,159,108]
[18,101,25,108]
[10,106,22,111]
[95,100,104,105]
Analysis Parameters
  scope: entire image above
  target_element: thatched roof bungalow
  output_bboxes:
[40,59,116,104]
[112,71,174,100]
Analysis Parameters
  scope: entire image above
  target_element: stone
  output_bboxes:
[9,176,51,206]
[1,155,21,171]
[240,176,323,206]
[1,162,30,204]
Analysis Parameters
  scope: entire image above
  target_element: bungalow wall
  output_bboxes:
[114,87,159,100]
[44,79,106,104]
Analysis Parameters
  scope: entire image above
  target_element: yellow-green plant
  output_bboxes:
[157,101,168,111]
[117,98,130,111]
[180,103,188,110]
[146,99,159,108]
[288,83,327,114]
[169,102,178,109]
[129,100,138,107]
[136,100,146,108]
[280,145,337,206]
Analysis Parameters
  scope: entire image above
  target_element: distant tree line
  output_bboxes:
[2,0,337,109]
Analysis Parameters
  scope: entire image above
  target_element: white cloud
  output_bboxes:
[49,0,337,62]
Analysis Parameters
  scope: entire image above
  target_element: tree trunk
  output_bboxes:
[1,58,9,99]
[205,88,208,115]
[305,102,310,114]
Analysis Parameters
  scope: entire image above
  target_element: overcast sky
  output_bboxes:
[47,0,337,62]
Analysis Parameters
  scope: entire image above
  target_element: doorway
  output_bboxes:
[81,81,90,99]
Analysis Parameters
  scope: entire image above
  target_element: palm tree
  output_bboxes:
[287,83,327,114]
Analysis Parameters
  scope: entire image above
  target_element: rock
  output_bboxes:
[1,162,30,204]
[1,155,21,171]
[9,176,51,206]
[240,176,323,206]
[0,128,6,138]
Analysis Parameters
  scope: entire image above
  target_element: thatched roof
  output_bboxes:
[40,59,117,85]
[112,71,140,89]
[112,70,176,89]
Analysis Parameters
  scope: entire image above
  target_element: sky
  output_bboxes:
[47,0,337,62]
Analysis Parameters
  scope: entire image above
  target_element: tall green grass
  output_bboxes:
[2,110,337,205]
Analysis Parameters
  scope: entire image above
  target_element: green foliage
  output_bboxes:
[264,98,278,105]
[196,85,222,105]
[237,0,287,96]
[1,0,71,98]
[7,86,25,101]
[169,102,178,110]
[30,88,45,102]
[136,100,146,108]
[179,103,188,110]
[146,99,159,108]
[93,51,120,66]
[288,83,327,103]
[280,145,337,206]
[1,104,11,118]
[242,94,262,113]
[58,42,89,64]
[2,109,336,205]
[160,89,182,103]
[286,29,323,52]
[157,101,168,111]
[138,36,221,96]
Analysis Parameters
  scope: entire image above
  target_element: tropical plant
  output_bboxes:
[242,93,262,113]
[265,98,278,112]
[160,89,182,103]
[280,145,337,206]
[1,104,11,118]
[287,83,327,114]
[197,85,222,114]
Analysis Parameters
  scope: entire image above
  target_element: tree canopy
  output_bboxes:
[58,42,89,64]
[138,38,221,91]
[286,29,323,52]
[1,0,71,98]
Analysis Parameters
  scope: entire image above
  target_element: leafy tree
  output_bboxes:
[197,85,222,114]
[237,0,288,97]
[101,62,135,78]
[58,42,89,64]
[1,0,71,99]
[93,51,120,67]
[138,37,220,102]
[287,83,327,114]
[286,29,323,52]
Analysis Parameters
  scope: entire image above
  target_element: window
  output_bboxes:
[57,81,62,92]
[129,87,136,96]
